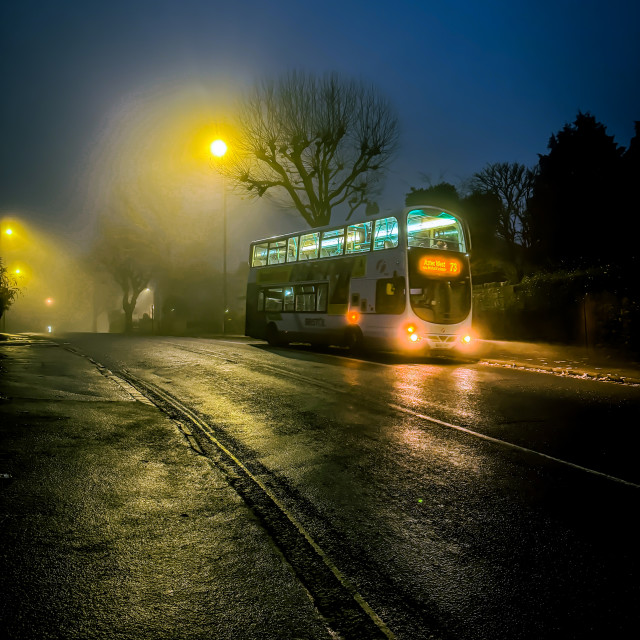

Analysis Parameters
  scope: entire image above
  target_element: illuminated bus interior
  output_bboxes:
[259,283,328,313]
[406,209,466,252]
[251,216,398,267]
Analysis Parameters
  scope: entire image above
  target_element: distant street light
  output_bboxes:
[210,139,228,334]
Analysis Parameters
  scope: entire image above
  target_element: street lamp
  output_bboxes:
[210,139,228,334]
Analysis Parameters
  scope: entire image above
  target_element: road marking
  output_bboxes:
[390,403,640,489]
[161,342,640,489]
[123,374,396,640]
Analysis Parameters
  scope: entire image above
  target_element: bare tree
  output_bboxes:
[92,219,161,333]
[471,162,537,248]
[221,71,399,227]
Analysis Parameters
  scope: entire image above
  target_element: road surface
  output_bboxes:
[25,334,640,638]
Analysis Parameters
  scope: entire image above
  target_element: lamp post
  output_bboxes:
[210,139,228,334]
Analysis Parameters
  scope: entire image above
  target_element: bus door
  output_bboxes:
[245,283,267,339]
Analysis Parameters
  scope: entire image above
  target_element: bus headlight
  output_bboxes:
[458,331,475,348]
[406,323,420,342]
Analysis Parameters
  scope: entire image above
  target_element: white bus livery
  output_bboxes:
[245,205,474,356]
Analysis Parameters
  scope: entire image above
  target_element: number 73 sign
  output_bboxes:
[419,255,462,276]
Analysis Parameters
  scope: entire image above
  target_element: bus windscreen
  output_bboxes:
[406,209,466,253]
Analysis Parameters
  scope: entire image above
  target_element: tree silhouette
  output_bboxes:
[471,162,536,249]
[220,71,399,228]
[0,258,20,320]
[91,220,161,333]
[528,112,626,268]
[405,182,461,210]
[622,121,640,219]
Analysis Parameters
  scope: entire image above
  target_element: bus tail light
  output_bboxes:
[347,310,360,324]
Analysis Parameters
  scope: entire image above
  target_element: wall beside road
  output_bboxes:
[473,271,639,354]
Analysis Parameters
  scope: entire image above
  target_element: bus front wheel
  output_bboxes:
[345,327,364,354]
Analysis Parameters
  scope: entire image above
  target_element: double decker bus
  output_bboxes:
[245,205,474,356]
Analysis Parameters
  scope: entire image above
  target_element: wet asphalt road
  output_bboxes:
[3,333,640,639]
[46,333,640,640]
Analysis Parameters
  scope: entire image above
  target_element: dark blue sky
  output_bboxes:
[1,0,639,242]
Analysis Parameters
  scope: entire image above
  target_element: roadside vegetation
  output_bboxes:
[0,258,21,325]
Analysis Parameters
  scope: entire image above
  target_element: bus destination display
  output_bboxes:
[419,254,462,277]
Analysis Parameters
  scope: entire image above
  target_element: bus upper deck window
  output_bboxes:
[299,232,319,260]
[320,228,345,258]
[373,217,398,250]
[346,222,372,253]
[268,239,287,265]
[407,209,466,252]
[287,236,299,262]
[252,243,269,267]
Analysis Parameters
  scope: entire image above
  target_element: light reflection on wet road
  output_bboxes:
[65,334,640,640]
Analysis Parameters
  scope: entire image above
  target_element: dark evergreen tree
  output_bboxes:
[460,190,502,255]
[404,182,461,210]
[622,121,640,215]
[528,112,626,268]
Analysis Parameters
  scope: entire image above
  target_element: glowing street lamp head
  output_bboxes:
[210,139,227,158]
[5,228,12,236]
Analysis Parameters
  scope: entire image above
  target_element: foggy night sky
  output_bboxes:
[1,0,639,249]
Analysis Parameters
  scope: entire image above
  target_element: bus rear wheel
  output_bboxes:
[266,323,285,347]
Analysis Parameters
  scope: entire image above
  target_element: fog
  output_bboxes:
[3,81,303,335]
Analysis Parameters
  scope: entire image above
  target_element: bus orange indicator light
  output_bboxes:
[406,323,420,342]
[347,310,360,324]
[419,256,462,276]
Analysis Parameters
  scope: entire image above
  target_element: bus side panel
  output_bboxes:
[245,283,266,339]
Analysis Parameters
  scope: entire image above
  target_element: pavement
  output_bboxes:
[0,333,333,640]
[475,338,640,385]
[1,332,639,639]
